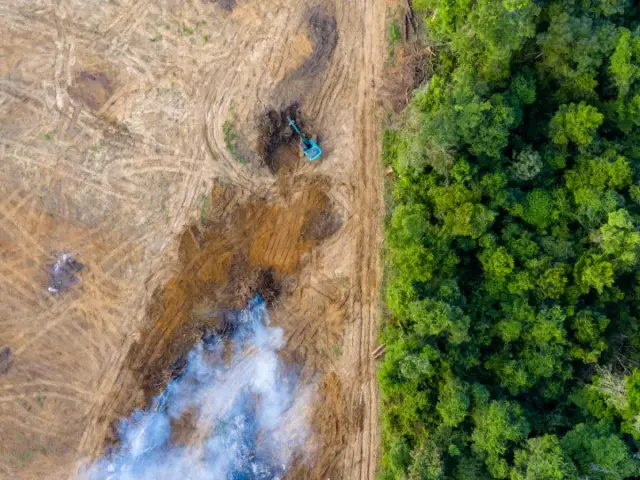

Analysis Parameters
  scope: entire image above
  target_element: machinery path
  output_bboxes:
[0,0,387,478]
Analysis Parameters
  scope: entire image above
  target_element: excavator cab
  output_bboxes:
[287,116,323,161]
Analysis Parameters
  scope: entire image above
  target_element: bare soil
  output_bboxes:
[0,0,387,478]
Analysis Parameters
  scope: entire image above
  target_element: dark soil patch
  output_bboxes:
[68,71,114,111]
[222,252,259,308]
[301,209,343,241]
[271,7,338,108]
[301,193,343,241]
[254,269,281,307]
[270,143,300,176]
[0,345,12,376]
[204,0,236,11]
[292,7,338,78]
[296,8,338,79]
[259,103,308,174]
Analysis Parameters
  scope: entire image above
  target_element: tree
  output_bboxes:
[486,305,571,395]
[521,189,554,230]
[510,147,543,181]
[510,72,536,105]
[511,435,578,480]
[564,153,631,226]
[598,209,640,270]
[472,399,530,478]
[408,438,444,480]
[436,375,471,427]
[449,202,496,239]
[408,298,471,344]
[384,436,412,478]
[609,28,638,98]
[549,102,604,146]
[537,265,569,300]
[537,9,617,100]
[574,253,615,294]
[569,310,609,363]
[479,246,515,280]
[561,422,639,479]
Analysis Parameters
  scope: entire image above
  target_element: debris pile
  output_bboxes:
[46,253,84,294]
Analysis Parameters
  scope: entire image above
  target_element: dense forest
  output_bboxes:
[379,1,640,478]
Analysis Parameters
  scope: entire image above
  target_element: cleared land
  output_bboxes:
[0,0,386,478]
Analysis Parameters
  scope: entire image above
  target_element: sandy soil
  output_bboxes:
[0,0,386,478]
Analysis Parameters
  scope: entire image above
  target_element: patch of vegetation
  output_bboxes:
[44,131,53,141]
[200,194,211,225]
[182,24,194,36]
[388,20,402,58]
[332,344,343,357]
[150,35,162,42]
[12,449,31,464]
[380,1,640,479]
[223,119,247,164]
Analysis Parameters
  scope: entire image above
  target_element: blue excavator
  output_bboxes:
[287,116,322,161]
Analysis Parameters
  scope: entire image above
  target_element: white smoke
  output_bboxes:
[81,296,311,480]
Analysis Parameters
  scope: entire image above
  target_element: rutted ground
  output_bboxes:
[0,0,386,478]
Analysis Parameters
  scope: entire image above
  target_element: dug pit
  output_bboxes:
[259,103,321,175]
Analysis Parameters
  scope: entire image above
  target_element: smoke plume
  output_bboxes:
[82,295,311,479]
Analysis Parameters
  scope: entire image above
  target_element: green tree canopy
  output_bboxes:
[380,0,640,478]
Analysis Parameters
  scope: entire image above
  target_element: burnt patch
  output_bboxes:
[222,253,258,308]
[0,345,12,376]
[255,269,281,306]
[68,71,114,111]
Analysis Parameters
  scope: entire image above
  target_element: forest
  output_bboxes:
[380,0,640,478]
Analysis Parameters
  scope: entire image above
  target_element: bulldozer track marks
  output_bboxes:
[0,0,386,478]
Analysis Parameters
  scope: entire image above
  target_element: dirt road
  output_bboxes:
[0,0,386,478]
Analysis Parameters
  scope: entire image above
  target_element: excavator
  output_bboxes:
[287,116,322,161]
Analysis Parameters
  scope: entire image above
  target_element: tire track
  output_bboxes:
[1,0,387,478]
[337,0,386,478]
